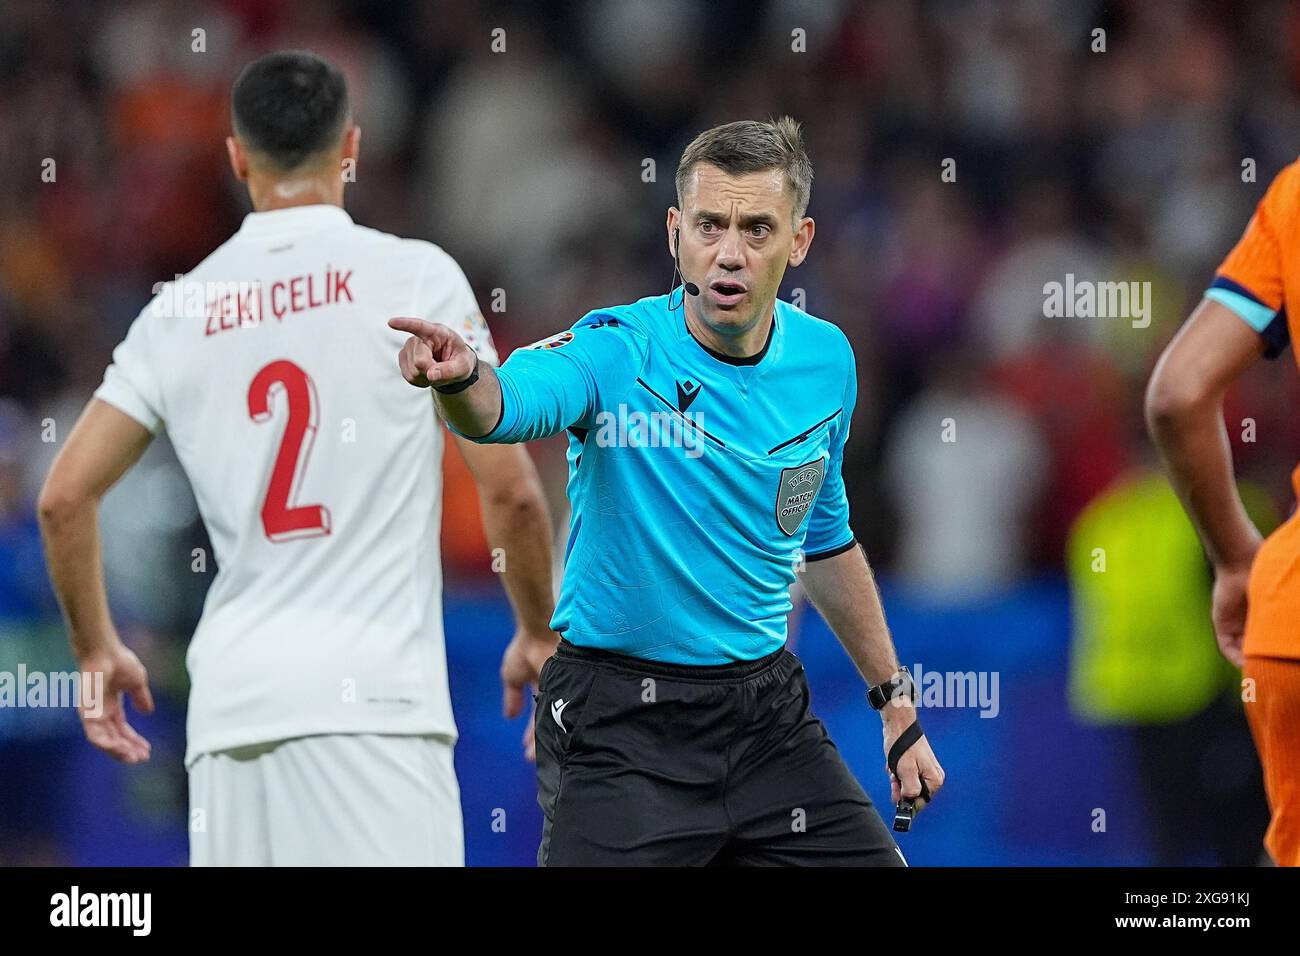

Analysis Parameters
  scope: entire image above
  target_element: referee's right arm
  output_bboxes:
[389,317,508,437]
[389,314,641,443]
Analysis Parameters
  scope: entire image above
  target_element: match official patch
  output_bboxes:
[524,330,574,350]
[776,457,826,536]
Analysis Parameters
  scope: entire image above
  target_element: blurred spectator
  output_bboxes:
[883,353,1046,598]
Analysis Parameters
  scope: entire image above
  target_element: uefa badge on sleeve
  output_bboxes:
[775,457,825,536]
[524,330,575,350]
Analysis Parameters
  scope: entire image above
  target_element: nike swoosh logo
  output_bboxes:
[676,380,701,412]
[551,698,571,732]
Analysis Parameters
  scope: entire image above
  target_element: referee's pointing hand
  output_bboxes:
[389,317,476,390]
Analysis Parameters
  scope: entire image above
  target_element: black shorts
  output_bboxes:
[533,638,906,866]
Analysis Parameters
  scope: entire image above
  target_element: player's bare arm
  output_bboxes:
[801,543,945,812]
[389,316,503,437]
[37,399,157,764]
[1146,297,1268,667]
[453,435,558,760]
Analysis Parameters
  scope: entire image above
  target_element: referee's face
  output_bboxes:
[670,163,814,341]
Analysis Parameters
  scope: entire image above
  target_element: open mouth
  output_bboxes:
[708,279,748,306]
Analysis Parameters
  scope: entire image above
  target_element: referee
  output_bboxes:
[391,118,944,865]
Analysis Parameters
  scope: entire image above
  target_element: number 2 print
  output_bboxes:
[247,360,332,542]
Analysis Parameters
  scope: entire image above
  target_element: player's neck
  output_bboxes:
[248,173,344,213]
[684,300,775,361]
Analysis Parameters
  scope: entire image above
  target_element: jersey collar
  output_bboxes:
[237,204,354,238]
[678,294,781,368]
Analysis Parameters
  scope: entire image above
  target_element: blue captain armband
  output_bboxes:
[1206,277,1289,358]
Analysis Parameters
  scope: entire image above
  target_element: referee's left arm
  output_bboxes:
[799,344,945,810]
[802,542,945,810]
[798,347,905,690]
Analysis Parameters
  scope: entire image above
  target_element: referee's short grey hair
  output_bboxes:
[675,117,813,221]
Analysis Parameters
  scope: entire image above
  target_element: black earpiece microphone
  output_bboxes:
[673,227,700,297]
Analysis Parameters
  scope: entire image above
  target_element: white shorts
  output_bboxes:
[188,734,464,866]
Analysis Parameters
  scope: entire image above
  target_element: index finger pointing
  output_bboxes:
[388,316,440,337]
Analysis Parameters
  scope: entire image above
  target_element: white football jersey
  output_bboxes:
[93,204,499,766]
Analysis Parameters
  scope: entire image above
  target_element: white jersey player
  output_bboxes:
[37,51,560,866]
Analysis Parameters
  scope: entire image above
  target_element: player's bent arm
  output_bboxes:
[38,399,154,660]
[454,435,559,730]
[1145,297,1267,571]
[453,435,556,636]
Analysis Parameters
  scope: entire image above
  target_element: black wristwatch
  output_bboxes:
[867,666,915,710]
[432,350,480,394]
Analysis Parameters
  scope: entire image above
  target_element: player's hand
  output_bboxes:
[388,317,476,389]
[77,641,155,764]
[500,628,560,762]
[882,704,944,813]
[522,701,537,763]
[1211,554,1258,668]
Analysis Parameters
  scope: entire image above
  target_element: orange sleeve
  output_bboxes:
[1217,199,1284,311]
[1208,160,1300,358]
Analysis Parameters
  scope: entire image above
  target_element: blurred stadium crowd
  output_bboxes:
[3,0,1299,864]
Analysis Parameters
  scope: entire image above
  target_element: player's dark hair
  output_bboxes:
[231,50,349,172]
[675,117,814,221]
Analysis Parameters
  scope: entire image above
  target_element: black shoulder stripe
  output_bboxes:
[634,379,727,448]
[768,409,841,455]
